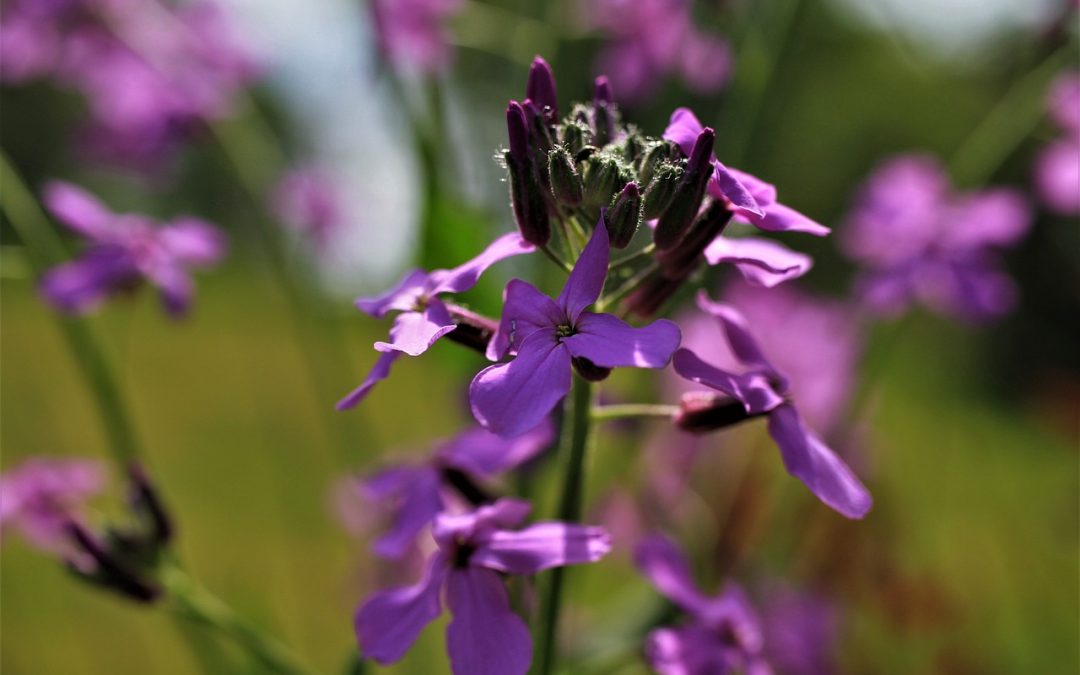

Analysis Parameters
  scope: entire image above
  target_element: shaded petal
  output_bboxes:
[556,221,609,322]
[663,107,705,156]
[355,269,430,318]
[42,181,114,240]
[430,232,535,295]
[943,189,1031,250]
[470,331,571,438]
[434,498,534,549]
[704,236,812,288]
[645,625,727,675]
[487,279,563,360]
[436,419,555,478]
[672,349,784,415]
[738,202,830,237]
[693,292,776,371]
[471,522,612,575]
[445,567,532,675]
[375,299,456,356]
[767,405,872,519]
[39,248,138,314]
[728,169,777,207]
[633,534,709,614]
[336,351,400,410]
[355,552,447,665]
[145,261,194,317]
[563,313,681,368]
[363,465,443,560]
[708,161,764,218]
[160,217,228,266]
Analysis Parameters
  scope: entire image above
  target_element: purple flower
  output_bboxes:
[761,584,838,675]
[1035,72,1080,215]
[337,232,535,410]
[354,498,612,675]
[340,420,555,559]
[842,154,1032,321]
[635,534,772,675]
[39,181,227,316]
[672,291,872,519]
[0,456,104,554]
[471,222,682,438]
[370,0,463,74]
[662,108,826,287]
[271,165,344,253]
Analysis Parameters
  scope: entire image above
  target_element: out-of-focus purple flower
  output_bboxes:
[761,584,838,675]
[635,534,772,675]
[0,457,105,554]
[271,165,345,253]
[1035,72,1080,214]
[354,498,611,675]
[337,232,535,410]
[39,181,227,316]
[842,154,1033,321]
[583,0,731,103]
[471,221,681,438]
[672,292,872,519]
[370,0,463,74]
[337,420,555,560]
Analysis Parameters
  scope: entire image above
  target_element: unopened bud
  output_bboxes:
[637,141,675,187]
[572,356,612,382]
[605,182,642,249]
[506,150,551,246]
[439,467,495,506]
[506,102,529,162]
[625,273,684,319]
[642,162,683,220]
[522,100,554,154]
[653,128,715,250]
[562,123,588,155]
[127,463,172,547]
[674,392,756,434]
[592,76,618,147]
[549,145,584,208]
[526,56,559,125]
[444,303,499,354]
[658,200,734,279]
[65,521,161,603]
[584,155,621,208]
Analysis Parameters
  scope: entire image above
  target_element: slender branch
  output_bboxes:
[596,263,658,313]
[591,404,678,422]
[610,243,654,270]
[540,243,573,273]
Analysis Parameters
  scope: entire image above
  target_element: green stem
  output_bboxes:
[534,376,593,675]
[591,404,678,422]
[596,263,658,313]
[0,150,142,468]
[540,244,573,273]
[610,244,654,270]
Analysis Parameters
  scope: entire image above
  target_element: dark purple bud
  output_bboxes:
[522,99,554,154]
[594,76,615,106]
[653,128,715,250]
[127,463,173,547]
[605,182,642,249]
[506,153,551,246]
[444,303,499,354]
[549,145,584,208]
[625,273,684,319]
[675,392,761,434]
[658,200,734,279]
[506,101,529,161]
[65,521,161,603]
[439,467,495,506]
[584,155,621,208]
[687,127,716,174]
[526,56,559,124]
[642,163,683,220]
[572,356,612,382]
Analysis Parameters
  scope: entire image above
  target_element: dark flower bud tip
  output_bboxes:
[658,199,734,279]
[675,391,759,434]
[593,76,615,106]
[526,56,559,124]
[653,128,715,250]
[549,145,584,208]
[506,101,529,161]
[605,182,642,249]
[444,303,500,355]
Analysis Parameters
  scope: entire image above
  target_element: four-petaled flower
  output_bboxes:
[672,291,872,519]
[355,498,611,675]
[471,221,682,438]
[40,182,226,317]
[337,232,535,410]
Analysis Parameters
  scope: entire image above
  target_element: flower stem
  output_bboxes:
[591,403,678,422]
[596,263,658,313]
[0,150,142,468]
[540,243,574,273]
[610,243,655,270]
[534,376,593,675]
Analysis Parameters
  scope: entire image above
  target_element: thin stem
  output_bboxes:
[610,243,654,270]
[0,150,142,468]
[540,243,573,273]
[534,376,593,675]
[596,263,658,313]
[591,404,678,422]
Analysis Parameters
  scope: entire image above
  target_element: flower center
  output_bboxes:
[452,538,476,568]
[555,323,574,338]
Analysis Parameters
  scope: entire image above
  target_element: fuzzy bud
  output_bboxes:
[605,182,642,249]
[584,155,622,209]
[642,162,683,220]
[658,200,734,279]
[506,103,551,246]
[674,392,757,434]
[549,145,584,208]
[562,123,589,155]
[637,141,675,187]
[592,76,618,147]
[526,56,559,125]
[653,128,715,250]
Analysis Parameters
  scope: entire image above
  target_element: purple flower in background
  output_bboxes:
[354,498,611,675]
[471,222,681,437]
[842,154,1032,321]
[635,534,772,675]
[339,420,554,559]
[271,165,345,253]
[40,181,227,316]
[370,0,463,74]
[672,292,872,519]
[1035,72,1080,215]
[762,584,838,675]
[583,0,731,103]
[663,108,827,287]
[337,232,535,410]
[0,457,104,554]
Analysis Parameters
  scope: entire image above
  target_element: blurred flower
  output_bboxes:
[472,222,681,438]
[0,456,104,554]
[337,232,535,410]
[271,165,345,254]
[635,533,771,675]
[370,0,463,74]
[582,0,731,103]
[354,498,611,675]
[762,584,838,675]
[40,181,227,316]
[1034,72,1080,215]
[673,291,872,519]
[842,154,1032,321]
[335,420,554,559]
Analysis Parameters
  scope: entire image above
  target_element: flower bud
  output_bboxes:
[522,100,554,155]
[506,101,529,162]
[624,273,683,319]
[674,392,757,434]
[637,141,675,187]
[658,199,734,279]
[127,463,172,547]
[653,128,715,250]
[584,155,622,209]
[605,182,642,249]
[562,122,589,155]
[549,145,584,208]
[642,162,683,220]
[526,56,559,125]
[65,521,162,603]
[592,76,618,147]
[572,356,612,382]
[439,467,495,506]
[444,303,500,354]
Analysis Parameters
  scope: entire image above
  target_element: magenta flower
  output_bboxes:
[0,457,104,554]
[370,0,463,74]
[635,534,772,675]
[1035,72,1080,215]
[337,232,535,410]
[471,222,682,437]
[842,154,1032,321]
[39,181,227,316]
[342,420,554,559]
[672,292,871,519]
[354,498,611,674]
[271,165,344,253]
[662,108,826,287]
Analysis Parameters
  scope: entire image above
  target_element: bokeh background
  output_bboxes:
[2,0,1077,673]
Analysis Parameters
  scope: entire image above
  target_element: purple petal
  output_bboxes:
[487,278,564,360]
[470,331,572,438]
[633,534,709,614]
[42,181,114,240]
[445,567,532,675]
[728,169,777,207]
[470,522,612,574]
[738,202,830,237]
[363,466,443,559]
[766,405,872,519]
[374,299,456,356]
[663,108,705,156]
[563,313,681,368]
[39,248,138,314]
[160,217,228,266]
[693,292,775,371]
[145,261,194,317]
[436,419,555,478]
[434,499,535,549]
[672,349,784,415]
[355,552,447,665]
[943,189,1031,250]
[336,351,400,410]
[704,236,812,287]
[556,220,609,322]
[355,269,431,318]
[709,161,764,218]
[645,625,727,675]
[430,232,535,295]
